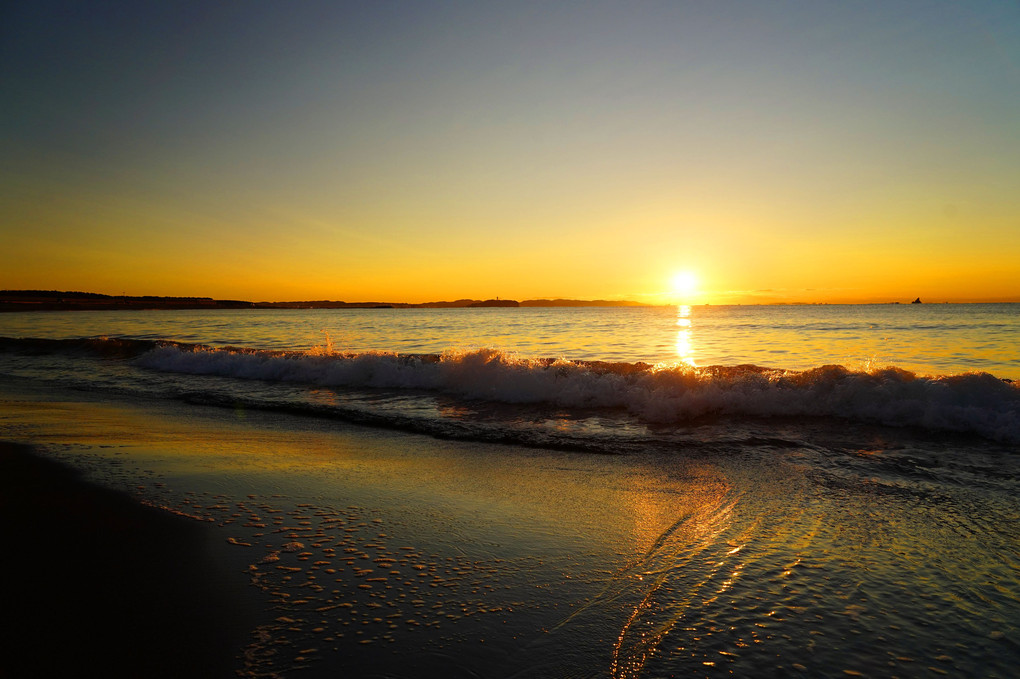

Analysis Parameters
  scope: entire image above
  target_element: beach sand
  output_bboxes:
[0,388,733,678]
[0,441,261,678]
[2,384,1016,678]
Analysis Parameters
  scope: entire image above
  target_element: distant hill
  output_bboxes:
[0,290,252,311]
[520,299,650,307]
[1,290,651,312]
[468,299,519,307]
[416,299,479,308]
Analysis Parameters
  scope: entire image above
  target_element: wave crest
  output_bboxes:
[130,343,1020,442]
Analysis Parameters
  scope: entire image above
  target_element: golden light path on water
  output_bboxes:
[675,305,695,366]
[609,480,739,679]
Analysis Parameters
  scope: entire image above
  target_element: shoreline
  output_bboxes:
[0,389,719,678]
[0,441,263,678]
[3,299,1017,313]
[4,291,1019,311]
[2,379,1017,677]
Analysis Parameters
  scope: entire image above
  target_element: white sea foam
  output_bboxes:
[135,345,1020,442]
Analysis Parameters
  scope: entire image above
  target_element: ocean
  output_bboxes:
[1,304,1018,677]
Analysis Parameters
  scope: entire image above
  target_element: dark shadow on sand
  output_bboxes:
[0,441,259,678]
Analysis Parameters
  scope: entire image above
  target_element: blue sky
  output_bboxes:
[3,1,1019,302]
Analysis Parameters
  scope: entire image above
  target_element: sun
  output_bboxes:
[670,270,699,299]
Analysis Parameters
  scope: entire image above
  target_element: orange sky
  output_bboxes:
[3,2,1019,304]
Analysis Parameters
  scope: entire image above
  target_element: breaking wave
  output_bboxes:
[2,337,1018,443]
[131,340,1020,443]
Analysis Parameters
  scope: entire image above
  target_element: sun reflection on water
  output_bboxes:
[675,305,696,366]
[609,469,738,679]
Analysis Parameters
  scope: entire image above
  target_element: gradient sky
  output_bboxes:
[3,1,1019,303]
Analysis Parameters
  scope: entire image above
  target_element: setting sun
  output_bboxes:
[670,271,699,300]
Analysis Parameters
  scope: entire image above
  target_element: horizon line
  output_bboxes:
[2,289,1019,308]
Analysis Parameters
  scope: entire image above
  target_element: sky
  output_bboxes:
[2,1,1019,304]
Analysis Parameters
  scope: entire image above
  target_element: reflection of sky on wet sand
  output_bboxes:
[0,388,742,676]
[606,474,738,678]
[4,382,1019,677]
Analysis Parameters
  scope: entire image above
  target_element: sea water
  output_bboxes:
[0,304,1018,677]
[0,304,1018,376]
[0,305,1017,444]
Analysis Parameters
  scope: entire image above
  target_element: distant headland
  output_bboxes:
[0,291,655,312]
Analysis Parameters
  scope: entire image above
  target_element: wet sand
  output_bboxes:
[0,441,261,679]
[2,385,1017,678]
[0,392,727,678]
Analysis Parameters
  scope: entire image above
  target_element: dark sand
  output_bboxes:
[0,441,260,679]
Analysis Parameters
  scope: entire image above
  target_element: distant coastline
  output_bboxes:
[0,290,655,312]
[4,290,1015,312]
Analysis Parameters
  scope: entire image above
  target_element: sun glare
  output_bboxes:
[670,271,699,300]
